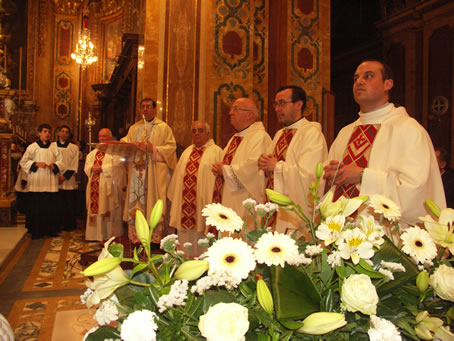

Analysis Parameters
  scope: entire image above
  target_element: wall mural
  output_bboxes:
[54,18,75,121]
[212,0,256,147]
[289,0,322,122]
[103,20,123,82]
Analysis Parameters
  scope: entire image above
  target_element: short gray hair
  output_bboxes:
[192,121,211,134]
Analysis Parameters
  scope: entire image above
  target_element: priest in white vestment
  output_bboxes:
[212,97,272,224]
[259,86,328,237]
[168,121,223,256]
[324,60,446,226]
[121,98,177,244]
[85,128,126,241]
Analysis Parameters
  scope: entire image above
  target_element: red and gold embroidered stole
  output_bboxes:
[212,136,243,203]
[333,124,380,200]
[181,147,205,230]
[89,151,106,214]
[265,129,296,190]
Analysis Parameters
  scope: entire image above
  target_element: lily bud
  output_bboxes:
[149,199,164,231]
[416,271,429,293]
[174,260,208,281]
[135,209,150,246]
[266,189,293,206]
[316,162,323,179]
[415,311,444,340]
[256,279,274,315]
[425,198,441,218]
[297,312,347,335]
[434,326,454,341]
[82,257,123,277]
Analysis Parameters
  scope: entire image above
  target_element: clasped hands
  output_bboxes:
[258,154,277,175]
[36,162,54,170]
[323,160,363,186]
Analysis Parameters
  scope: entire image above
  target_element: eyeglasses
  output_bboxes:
[231,106,250,112]
[272,100,295,109]
[141,104,154,109]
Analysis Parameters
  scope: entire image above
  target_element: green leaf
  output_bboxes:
[279,319,303,330]
[246,229,267,243]
[114,285,137,308]
[187,294,204,317]
[346,262,383,279]
[134,291,152,310]
[335,260,346,279]
[131,263,148,277]
[372,236,419,294]
[320,252,333,284]
[126,269,156,289]
[358,259,374,272]
[108,242,124,258]
[271,265,320,320]
[321,287,336,312]
[202,290,237,312]
[85,326,120,341]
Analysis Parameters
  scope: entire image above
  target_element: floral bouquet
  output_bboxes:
[81,164,454,341]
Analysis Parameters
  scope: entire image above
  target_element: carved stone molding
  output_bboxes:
[38,0,50,56]
[95,0,123,17]
[53,0,83,15]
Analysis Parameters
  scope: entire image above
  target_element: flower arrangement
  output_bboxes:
[81,165,454,341]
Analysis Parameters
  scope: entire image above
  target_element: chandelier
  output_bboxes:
[71,16,97,69]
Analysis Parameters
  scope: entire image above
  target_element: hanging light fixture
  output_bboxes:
[71,15,98,69]
[72,11,98,140]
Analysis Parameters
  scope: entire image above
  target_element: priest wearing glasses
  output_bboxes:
[211,97,272,224]
[258,85,328,236]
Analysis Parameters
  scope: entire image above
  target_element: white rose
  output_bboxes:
[430,264,454,302]
[198,302,249,341]
[341,274,379,315]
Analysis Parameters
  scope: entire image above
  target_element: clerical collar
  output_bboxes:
[285,116,305,129]
[37,140,50,148]
[145,117,155,123]
[359,102,394,125]
[57,140,70,148]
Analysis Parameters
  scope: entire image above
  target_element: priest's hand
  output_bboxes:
[258,153,277,172]
[92,164,102,174]
[324,160,363,186]
[132,141,153,152]
[212,162,224,176]
[58,175,65,184]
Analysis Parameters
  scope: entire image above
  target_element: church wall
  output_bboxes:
[19,0,331,148]
[378,0,454,168]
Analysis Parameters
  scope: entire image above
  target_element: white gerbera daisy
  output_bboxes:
[369,195,401,221]
[401,227,437,264]
[316,215,346,246]
[205,238,255,281]
[202,203,243,233]
[338,228,375,264]
[359,215,385,247]
[254,232,299,267]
